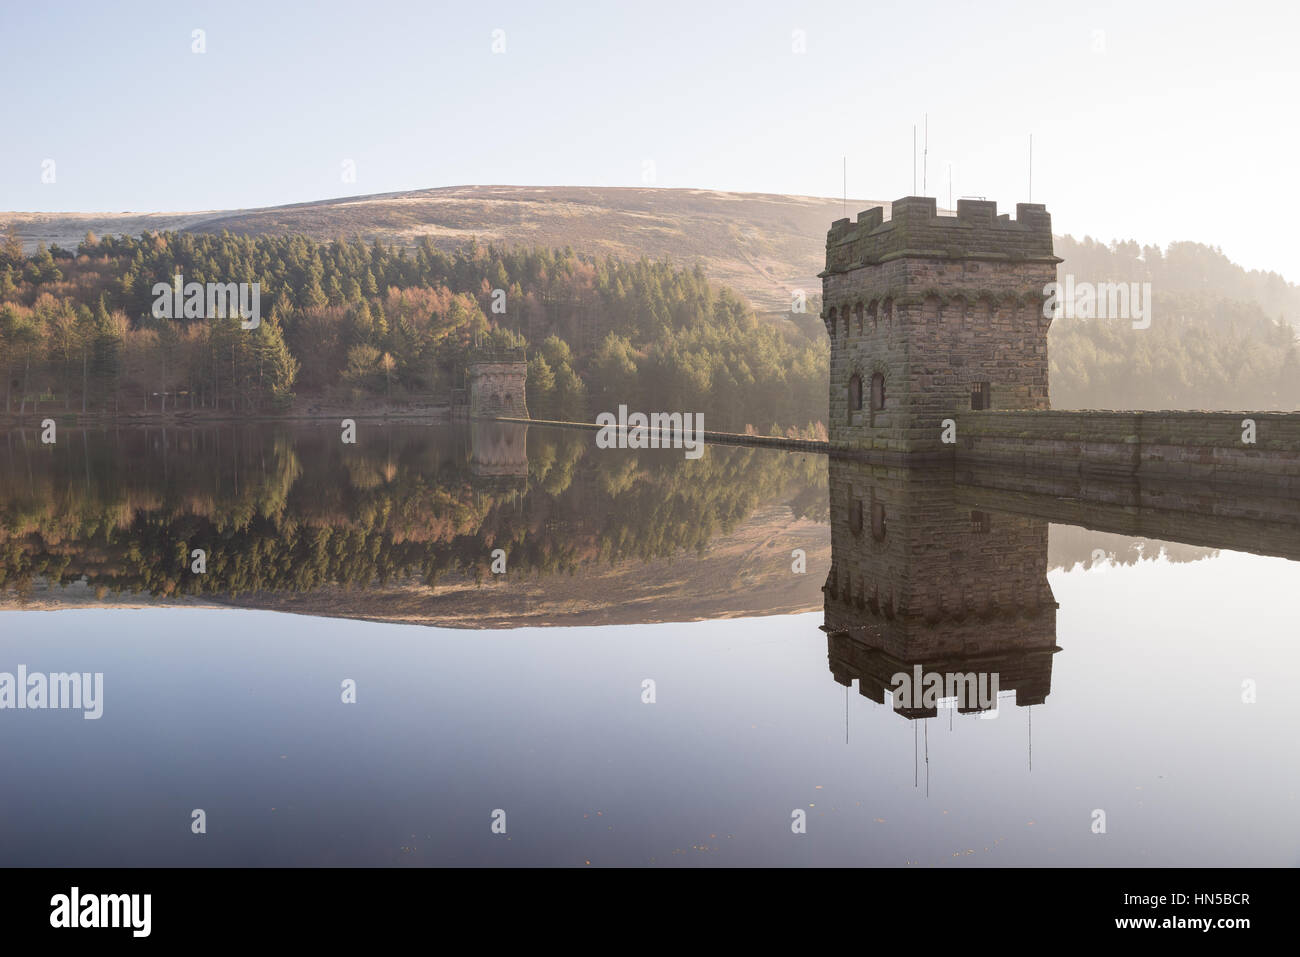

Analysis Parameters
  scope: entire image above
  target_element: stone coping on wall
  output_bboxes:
[484,415,834,454]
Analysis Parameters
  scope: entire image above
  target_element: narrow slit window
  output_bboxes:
[870,373,885,411]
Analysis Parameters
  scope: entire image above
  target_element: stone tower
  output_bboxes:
[467,349,529,419]
[820,197,1061,455]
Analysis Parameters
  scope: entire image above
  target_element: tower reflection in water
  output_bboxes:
[469,421,530,482]
[822,459,1060,721]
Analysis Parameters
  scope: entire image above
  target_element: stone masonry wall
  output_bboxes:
[957,410,1300,483]
[468,360,529,418]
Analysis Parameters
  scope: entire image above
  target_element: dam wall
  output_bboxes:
[955,410,1300,485]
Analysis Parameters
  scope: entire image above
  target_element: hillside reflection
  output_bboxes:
[0,423,827,622]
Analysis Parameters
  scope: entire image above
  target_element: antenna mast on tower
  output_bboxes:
[923,114,928,196]
[912,125,916,194]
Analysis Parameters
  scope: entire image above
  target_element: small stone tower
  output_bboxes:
[820,197,1061,455]
[467,349,529,419]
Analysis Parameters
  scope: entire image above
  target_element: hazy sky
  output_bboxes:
[3,0,1296,277]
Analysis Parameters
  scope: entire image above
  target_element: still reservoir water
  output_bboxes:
[0,423,1296,866]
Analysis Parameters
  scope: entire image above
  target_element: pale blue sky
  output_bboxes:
[3,0,1296,276]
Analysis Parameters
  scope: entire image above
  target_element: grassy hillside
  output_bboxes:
[1,185,888,315]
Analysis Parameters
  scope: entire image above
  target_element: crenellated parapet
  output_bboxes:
[822,197,1060,275]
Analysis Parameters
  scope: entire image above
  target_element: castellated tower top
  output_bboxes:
[822,196,1061,276]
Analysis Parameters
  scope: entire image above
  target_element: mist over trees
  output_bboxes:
[1049,236,1300,410]
[1054,235,1300,322]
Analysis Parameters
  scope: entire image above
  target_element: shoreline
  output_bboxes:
[0,406,457,428]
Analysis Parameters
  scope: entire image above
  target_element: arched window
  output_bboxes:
[827,307,837,337]
[923,295,941,327]
[848,374,862,413]
[871,502,887,541]
[850,498,864,535]
[870,373,885,411]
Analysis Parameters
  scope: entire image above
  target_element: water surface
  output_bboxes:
[0,423,1295,866]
